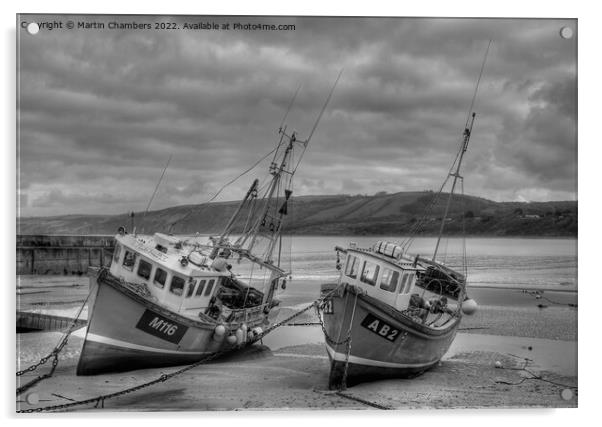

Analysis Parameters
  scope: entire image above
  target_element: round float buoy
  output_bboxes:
[235,328,244,345]
[188,251,205,267]
[211,258,229,272]
[226,335,237,345]
[213,324,226,341]
[495,361,503,369]
[241,324,248,343]
[462,298,478,315]
[26,393,40,405]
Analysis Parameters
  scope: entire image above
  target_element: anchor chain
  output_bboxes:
[339,292,358,391]
[17,281,94,396]
[17,284,342,413]
[315,305,351,346]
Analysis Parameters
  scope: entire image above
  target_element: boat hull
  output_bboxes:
[77,270,266,375]
[320,282,460,389]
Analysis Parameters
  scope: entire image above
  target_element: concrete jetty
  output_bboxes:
[16,311,87,333]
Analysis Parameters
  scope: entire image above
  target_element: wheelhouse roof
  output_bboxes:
[343,247,426,272]
[116,233,228,278]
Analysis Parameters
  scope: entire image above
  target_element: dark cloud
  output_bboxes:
[17,15,577,216]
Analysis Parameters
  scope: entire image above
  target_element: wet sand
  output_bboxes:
[16,333,577,411]
[16,276,578,411]
[16,326,577,411]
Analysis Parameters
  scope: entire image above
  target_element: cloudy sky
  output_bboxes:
[17,15,577,217]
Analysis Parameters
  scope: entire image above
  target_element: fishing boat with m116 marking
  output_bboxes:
[76,77,341,375]
[320,112,481,389]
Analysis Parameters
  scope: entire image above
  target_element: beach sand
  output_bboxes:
[16,276,578,411]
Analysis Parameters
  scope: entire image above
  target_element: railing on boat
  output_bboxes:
[227,304,269,324]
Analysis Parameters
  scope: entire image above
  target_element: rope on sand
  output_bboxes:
[335,391,393,410]
[494,353,577,390]
[521,290,577,308]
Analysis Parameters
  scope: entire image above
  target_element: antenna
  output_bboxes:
[432,41,491,262]
[290,70,342,174]
[464,40,491,129]
[279,83,302,132]
[304,68,343,145]
[142,154,172,227]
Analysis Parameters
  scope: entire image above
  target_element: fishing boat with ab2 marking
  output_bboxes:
[320,116,480,389]
[76,78,341,375]
[318,48,491,389]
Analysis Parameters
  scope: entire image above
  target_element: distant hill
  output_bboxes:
[17,191,577,237]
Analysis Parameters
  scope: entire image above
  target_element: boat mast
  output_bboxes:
[431,41,490,262]
[237,130,296,260]
[432,112,476,262]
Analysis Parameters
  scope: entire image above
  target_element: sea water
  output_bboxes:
[284,236,577,290]
[16,236,577,318]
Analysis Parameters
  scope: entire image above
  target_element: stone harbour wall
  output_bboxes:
[17,235,115,275]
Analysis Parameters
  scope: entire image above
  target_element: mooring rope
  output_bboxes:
[494,353,577,390]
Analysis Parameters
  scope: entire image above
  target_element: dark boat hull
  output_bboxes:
[320,282,460,389]
[77,270,266,375]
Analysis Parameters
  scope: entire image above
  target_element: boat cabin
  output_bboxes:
[338,241,425,312]
[109,232,264,322]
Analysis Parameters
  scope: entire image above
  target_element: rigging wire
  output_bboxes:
[400,40,491,253]
[204,147,278,205]
[144,154,172,215]
[167,146,278,233]
[291,69,343,174]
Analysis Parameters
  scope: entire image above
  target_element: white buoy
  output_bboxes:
[213,324,226,341]
[211,258,228,272]
[495,361,503,369]
[235,328,244,345]
[241,324,248,343]
[462,299,478,315]
[26,393,40,405]
[561,388,574,401]
[226,335,237,345]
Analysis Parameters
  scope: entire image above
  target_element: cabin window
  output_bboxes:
[360,261,380,287]
[113,244,122,263]
[399,273,410,294]
[169,276,186,296]
[195,279,206,297]
[122,250,137,271]
[379,268,399,293]
[204,279,215,296]
[137,259,153,280]
[406,273,415,292]
[345,255,360,279]
[153,268,167,288]
[185,279,196,298]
